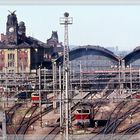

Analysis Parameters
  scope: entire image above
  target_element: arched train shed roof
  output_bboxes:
[56,45,119,64]
[123,46,140,64]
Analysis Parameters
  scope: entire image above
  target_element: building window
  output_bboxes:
[8,53,15,67]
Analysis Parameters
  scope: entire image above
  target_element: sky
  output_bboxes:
[0,5,140,51]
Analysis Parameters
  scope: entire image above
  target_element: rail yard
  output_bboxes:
[0,11,140,140]
[0,65,140,140]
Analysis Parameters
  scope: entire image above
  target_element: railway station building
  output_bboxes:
[0,11,63,73]
[1,11,140,74]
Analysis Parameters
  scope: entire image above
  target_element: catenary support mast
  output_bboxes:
[60,12,73,140]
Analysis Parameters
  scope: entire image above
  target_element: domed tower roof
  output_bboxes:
[18,21,26,35]
[19,21,25,26]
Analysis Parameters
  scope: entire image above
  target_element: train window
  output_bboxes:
[82,110,90,113]
[32,93,39,96]
[76,109,90,113]
[76,110,82,113]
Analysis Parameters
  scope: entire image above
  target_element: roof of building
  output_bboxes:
[56,45,119,64]
[0,36,50,49]
[124,46,140,62]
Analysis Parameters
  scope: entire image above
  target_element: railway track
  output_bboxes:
[9,106,39,140]
[120,123,140,134]
[6,89,110,138]
[41,89,137,140]
[100,102,140,134]
[6,103,22,124]
[41,88,117,140]
[95,100,128,137]
[110,106,140,140]
[6,103,22,134]
[41,91,97,140]
[42,124,60,140]
[95,92,139,134]
[88,93,140,140]
[16,106,38,134]
[15,104,54,140]
[110,107,139,135]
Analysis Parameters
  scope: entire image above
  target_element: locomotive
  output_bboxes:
[73,103,94,126]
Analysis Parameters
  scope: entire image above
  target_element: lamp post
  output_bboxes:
[60,12,73,140]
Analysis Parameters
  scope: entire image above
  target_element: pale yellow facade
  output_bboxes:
[1,48,31,73]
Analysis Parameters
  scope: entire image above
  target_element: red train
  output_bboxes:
[73,103,94,126]
[31,92,54,106]
[31,92,40,106]
[132,92,140,99]
[135,93,140,99]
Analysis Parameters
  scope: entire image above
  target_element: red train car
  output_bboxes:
[135,93,140,99]
[73,104,93,125]
[31,92,39,106]
[132,92,140,99]
[74,108,90,122]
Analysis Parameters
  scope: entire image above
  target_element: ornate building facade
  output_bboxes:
[0,11,63,73]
